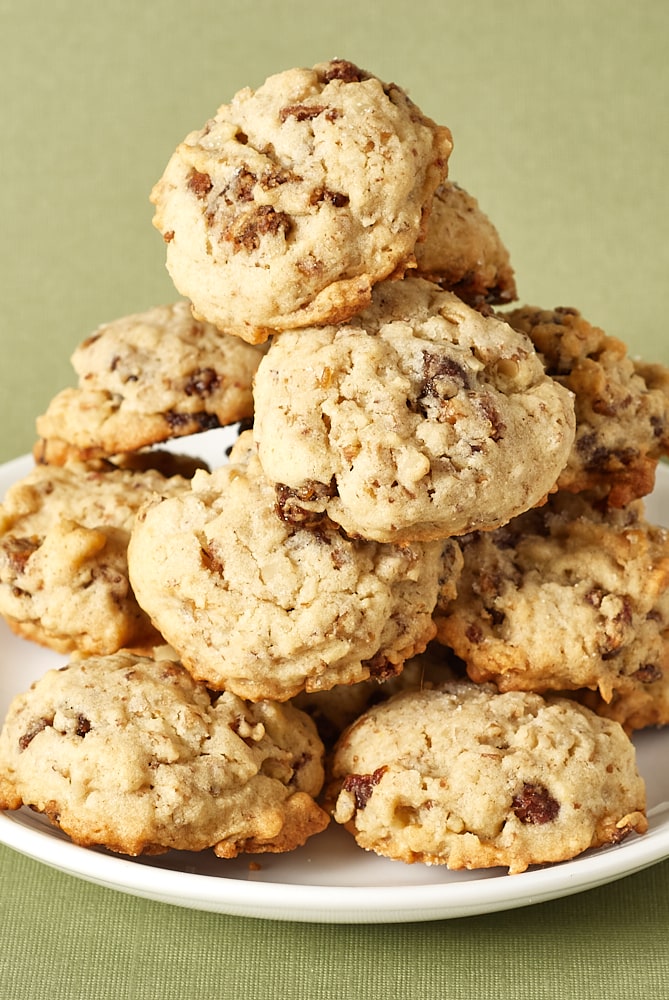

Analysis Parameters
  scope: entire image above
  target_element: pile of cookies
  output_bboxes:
[1,59,669,874]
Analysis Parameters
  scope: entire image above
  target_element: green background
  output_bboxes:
[1,2,669,997]
[0,0,668,463]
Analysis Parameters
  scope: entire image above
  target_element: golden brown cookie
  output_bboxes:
[577,667,669,733]
[34,301,266,465]
[505,305,669,506]
[0,461,189,655]
[0,652,329,857]
[434,491,669,701]
[150,59,452,342]
[127,432,458,701]
[414,181,517,308]
[253,279,575,543]
[292,640,462,747]
[325,681,647,873]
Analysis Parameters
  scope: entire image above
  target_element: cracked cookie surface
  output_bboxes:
[128,432,456,701]
[253,279,576,543]
[34,301,266,465]
[0,652,329,857]
[150,59,452,341]
[325,681,647,873]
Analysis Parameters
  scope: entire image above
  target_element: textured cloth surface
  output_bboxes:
[2,844,669,1000]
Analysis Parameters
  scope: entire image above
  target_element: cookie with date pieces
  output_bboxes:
[433,490,669,701]
[0,461,189,655]
[505,304,669,506]
[325,681,647,873]
[33,301,266,465]
[0,652,329,857]
[253,278,576,543]
[127,431,458,701]
[150,59,453,342]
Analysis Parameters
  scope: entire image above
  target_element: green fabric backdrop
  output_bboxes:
[0,0,667,463]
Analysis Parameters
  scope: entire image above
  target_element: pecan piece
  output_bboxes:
[187,168,213,200]
[223,167,256,204]
[223,205,292,253]
[279,103,328,122]
[320,59,369,84]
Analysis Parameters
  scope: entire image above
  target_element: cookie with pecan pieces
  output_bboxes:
[433,491,669,701]
[150,59,452,342]
[0,461,189,655]
[577,665,669,734]
[414,181,517,309]
[505,305,669,506]
[0,652,329,858]
[292,640,462,747]
[127,432,457,701]
[325,681,647,873]
[34,301,265,465]
[253,278,575,543]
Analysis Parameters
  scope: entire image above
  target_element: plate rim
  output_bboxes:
[1,804,667,923]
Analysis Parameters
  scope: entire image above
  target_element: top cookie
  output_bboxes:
[150,59,453,342]
[253,279,576,543]
[34,301,266,465]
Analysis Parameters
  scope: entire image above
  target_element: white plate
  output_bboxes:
[1,432,668,923]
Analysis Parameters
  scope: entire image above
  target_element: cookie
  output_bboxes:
[0,461,189,655]
[505,305,669,506]
[150,59,452,342]
[413,181,517,308]
[0,652,329,857]
[325,681,647,873]
[292,640,462,747]
[253,278,576,543]
[127,432,458,701]
[577,667,669,733]
[33,301,266,465]
[434,491,669,700]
